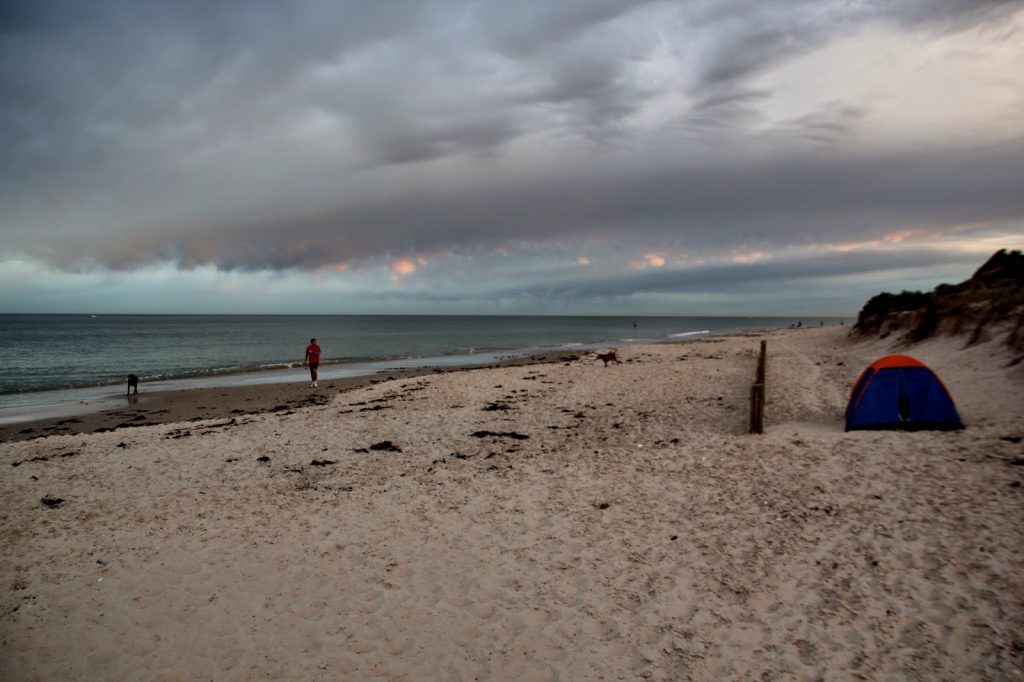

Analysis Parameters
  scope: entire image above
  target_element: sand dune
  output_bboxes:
[2,327,1022,680]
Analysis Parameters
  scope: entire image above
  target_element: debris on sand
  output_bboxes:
[12,455,49,467]
[41,497,64,508]
[471,430,529,440]
[310,459,337,466]
[369,441,402,453]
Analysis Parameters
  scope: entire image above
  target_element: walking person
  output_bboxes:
[304,338,321,388]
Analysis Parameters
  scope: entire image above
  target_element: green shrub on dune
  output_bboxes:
[853,249,1024,349]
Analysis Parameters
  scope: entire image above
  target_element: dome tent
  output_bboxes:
[845,355,964,431]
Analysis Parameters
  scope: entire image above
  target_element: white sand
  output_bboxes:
[2,327,1022,680]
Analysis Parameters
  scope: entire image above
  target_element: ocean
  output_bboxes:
[0,314,843,422]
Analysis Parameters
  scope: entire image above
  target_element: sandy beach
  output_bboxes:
[0,352,576,445]
[2,326,1022,680]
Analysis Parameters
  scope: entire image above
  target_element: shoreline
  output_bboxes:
[0,327,774,442]
[0,349,585,443]
[0,346,560,396]
[2,316,840,414]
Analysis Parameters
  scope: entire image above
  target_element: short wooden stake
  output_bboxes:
[750,340,767,434]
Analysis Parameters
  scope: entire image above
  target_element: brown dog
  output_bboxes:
[595,350,619,366]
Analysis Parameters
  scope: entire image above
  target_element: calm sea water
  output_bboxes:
[0,314,842,396]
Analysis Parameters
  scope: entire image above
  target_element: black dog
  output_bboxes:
[127,373,139,396]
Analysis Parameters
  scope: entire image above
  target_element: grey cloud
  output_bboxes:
[776,102,870,143]
[688,0,1020,93]
[502,248,979,300]
[1,0,1022,278]
[363,115,523,166]
[680,88,770,132]
[1,2,437,154]
[357,247,978,309]
[533,54,641,128]
[883,0,1023,29]
[476,0,657,57]
[0,0,660,181]
[26,136,1021,273]
[695,25,811,89]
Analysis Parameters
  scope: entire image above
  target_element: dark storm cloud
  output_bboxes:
[32,136,1019,273]
[1,0,1022,285]
[680,88,771,132]
[502,248,979,301]
[338,247,978,308]
[476,0,658,57]
[0,1,437,154]
[778,103,871,144]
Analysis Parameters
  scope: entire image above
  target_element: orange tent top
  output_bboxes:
[868,354,929,371]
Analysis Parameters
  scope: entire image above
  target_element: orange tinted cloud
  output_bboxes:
[882,229,925,244]
[730,249,768,264]
[391,258,416,276]
[628,253,667,270]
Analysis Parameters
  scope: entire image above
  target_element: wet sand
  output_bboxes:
[0,352,578,445]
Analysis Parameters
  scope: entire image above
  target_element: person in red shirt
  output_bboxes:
[304,338,321,387]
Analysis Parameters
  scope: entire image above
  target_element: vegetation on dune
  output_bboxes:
[853,249,1024,351]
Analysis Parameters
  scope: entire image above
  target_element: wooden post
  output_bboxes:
[750,340,767,434]
[749,383,764,433]
[757,339,767,385]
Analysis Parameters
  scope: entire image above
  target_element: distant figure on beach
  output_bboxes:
[126,373,138,396]
[304,338,321,388]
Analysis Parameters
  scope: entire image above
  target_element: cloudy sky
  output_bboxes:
[1,0,1022,315]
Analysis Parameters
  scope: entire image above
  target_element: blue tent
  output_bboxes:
[845,355,964,431]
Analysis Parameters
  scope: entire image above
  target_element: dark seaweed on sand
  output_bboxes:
[471,430,529,440]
